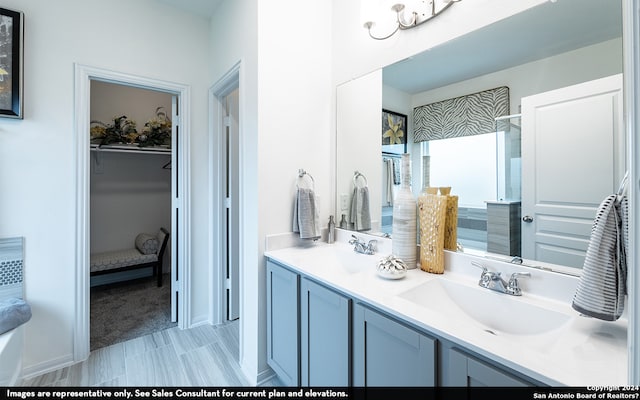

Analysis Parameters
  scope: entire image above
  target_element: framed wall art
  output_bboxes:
[0,7,23,119]
[382,109,407,153]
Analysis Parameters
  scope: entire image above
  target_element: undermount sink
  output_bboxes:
[398,278,572,336]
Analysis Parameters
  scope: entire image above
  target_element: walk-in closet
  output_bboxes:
[88,81,174,350]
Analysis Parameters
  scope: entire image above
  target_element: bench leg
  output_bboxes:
[157,264,163,287]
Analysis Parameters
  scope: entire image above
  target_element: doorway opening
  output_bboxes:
[88,81,176,350]
[210,62,242,354]
[74,64,191,362]
[223,88,240,322]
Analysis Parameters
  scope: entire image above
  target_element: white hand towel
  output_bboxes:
[293,187,321,240]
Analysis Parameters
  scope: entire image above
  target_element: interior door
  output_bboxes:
[521,74,624,268]
[226,89,240,321]
[171,95,180,322]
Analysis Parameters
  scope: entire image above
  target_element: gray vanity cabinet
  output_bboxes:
[300,277,351,386]
[266,260,300,386]
[267,258,539,387]
[442,345,533,387]
[353,303,437,387]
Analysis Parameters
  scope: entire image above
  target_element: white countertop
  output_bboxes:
[264,234,628,386]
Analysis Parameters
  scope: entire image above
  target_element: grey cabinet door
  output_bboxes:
[445,347,532,387]
[266,261,300,386]
[353,303,436,387]
[300,277,351,386]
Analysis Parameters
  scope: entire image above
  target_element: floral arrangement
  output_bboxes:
[90,107,171,148]
[90,115,138,146]
[137,107,171,147]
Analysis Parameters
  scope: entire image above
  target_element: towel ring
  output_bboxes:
[353,171,368,188]
[297,169,315,189]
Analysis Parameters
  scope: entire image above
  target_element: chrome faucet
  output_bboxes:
[349,235,377,255]
[471,261,530,296]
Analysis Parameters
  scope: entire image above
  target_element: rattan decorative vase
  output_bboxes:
[418,187,447,274]
[392,154,417,269]
[439,187,459,251]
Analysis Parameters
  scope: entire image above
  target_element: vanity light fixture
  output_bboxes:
[363,0,461,40]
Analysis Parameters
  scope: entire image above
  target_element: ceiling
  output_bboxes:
[383,0,623,94]
[155,0,224,17]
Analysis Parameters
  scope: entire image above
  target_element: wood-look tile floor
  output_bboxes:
[23,321,280,387]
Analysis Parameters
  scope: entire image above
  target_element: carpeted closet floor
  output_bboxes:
[90,274,176,351]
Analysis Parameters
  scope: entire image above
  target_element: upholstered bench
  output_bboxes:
[90,228,169,287]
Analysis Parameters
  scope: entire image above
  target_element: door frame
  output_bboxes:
[209,61,242,326]
[623,0,639,384]
[73,64,192,361]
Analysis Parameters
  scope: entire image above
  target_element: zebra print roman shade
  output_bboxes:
[413,86,510,142]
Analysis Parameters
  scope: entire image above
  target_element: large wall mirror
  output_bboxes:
[336,0,625,272]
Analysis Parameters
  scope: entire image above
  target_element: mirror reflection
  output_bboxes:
[336,0,624,270]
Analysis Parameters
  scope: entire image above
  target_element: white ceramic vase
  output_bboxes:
[392,153,417,269]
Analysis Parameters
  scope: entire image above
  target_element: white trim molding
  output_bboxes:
[73,64,192,362]
[623,0,640,385]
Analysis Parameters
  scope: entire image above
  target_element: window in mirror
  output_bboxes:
[419,120,522,254]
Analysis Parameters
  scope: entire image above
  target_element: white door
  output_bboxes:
[521,74,624,268]
[171,95,180,322]
[225,89,240,321]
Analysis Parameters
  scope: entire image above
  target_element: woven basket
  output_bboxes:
[418,191,448,274]
[439,187,459,251]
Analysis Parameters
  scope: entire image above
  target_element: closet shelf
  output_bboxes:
[90,143,171,155]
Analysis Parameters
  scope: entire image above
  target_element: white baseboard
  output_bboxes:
[188,314,210,328]
[255,367,277,386]
[21,353,75,381]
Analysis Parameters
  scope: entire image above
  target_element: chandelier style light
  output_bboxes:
[362,0,461,40]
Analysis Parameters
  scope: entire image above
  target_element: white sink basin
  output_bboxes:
[281,243,378,275]
[398,278,571,336]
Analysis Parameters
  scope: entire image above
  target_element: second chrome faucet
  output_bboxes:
[349,235,377,255]
[471,261,530,296]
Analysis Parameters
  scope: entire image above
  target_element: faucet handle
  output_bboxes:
[471,261,494,288]
[507,272,531,296]
[470,261,488,273]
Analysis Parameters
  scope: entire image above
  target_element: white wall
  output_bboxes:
[0,0,210,376]
[257,0,333,382]
[209,0,333,384]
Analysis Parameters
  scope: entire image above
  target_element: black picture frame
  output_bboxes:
[382,109,407,153]
[0,7,23,119]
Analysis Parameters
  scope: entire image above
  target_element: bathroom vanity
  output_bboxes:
[264,232,628,387]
